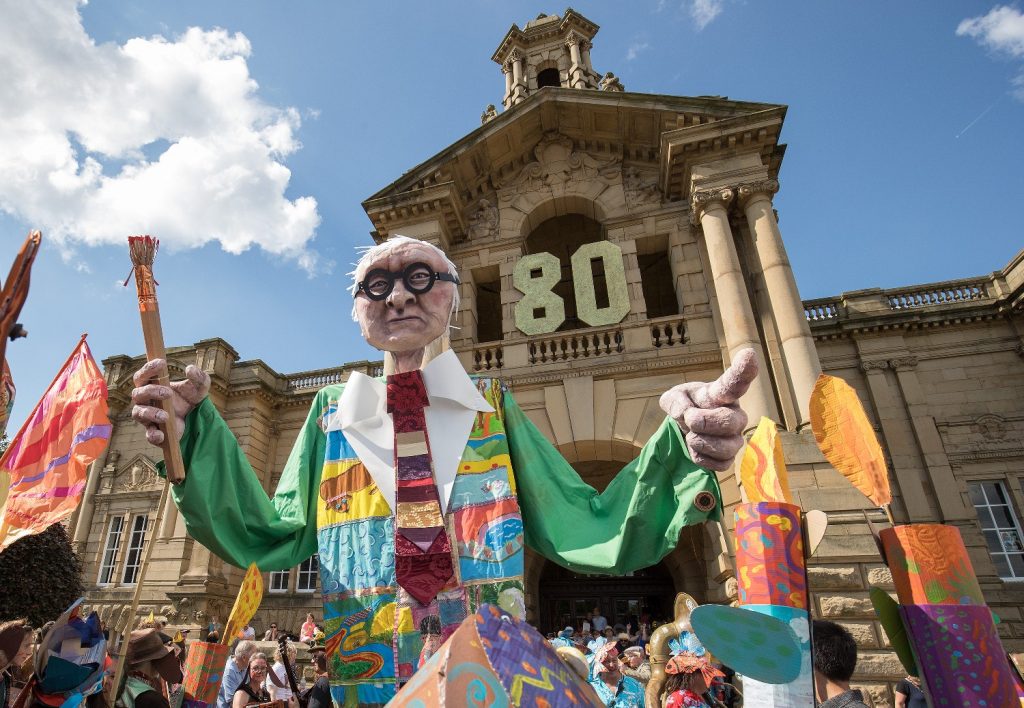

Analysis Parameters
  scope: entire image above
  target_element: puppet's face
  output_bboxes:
[354,242,455,354]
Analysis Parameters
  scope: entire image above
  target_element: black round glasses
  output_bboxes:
[356,261,460,301]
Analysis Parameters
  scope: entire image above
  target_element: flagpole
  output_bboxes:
[109,479,170,703]
[0,333,88,471]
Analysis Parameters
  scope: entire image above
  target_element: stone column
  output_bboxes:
[510,50,526,105]
[691,188,779,426]
[739,180,821,426]
[502,62,513,109]
[579,39,594,74]
[565,33,583,88]
[72,451,114,550]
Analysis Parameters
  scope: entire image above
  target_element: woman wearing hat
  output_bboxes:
[661,653,724,708]
[120,629,182,708]
[0,620,33,708]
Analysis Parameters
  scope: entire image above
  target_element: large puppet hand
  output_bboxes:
[131,358,210,446]
[659,349,758,471]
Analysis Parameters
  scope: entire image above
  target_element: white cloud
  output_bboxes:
[958,6,1024,101]
[690,0,724,30]
[957,5,1024,57]
[0,0,322,271]
[626,42,650,61]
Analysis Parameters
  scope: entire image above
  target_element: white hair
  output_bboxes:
[234,640,257,659]
[348,235,461,323]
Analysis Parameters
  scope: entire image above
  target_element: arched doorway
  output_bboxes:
[537,559,675,634]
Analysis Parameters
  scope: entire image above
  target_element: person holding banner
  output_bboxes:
[131,236,757,707]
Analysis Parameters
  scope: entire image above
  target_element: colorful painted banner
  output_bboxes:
[0,337,110,551]
[734,502,806,609]
[879,524,984,606]
[392,603,601,706]
[183,640,230,704]
[740,417,791,504]
[901,604,1017,707]
[740,604,813,707]
[222,562,263,643]
[809,374,891,507]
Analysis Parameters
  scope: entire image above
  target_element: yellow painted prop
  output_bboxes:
[222,563,263,643]
[809,374,891,507]
[740,416,791,503]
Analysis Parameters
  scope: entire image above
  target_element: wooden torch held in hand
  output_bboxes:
[128,235,185,484]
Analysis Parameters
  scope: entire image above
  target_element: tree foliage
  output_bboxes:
[0,522,84,626]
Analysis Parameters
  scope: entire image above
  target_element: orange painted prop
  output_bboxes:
[880,524,984,606]
[809,374,891,507]
[183,640,231,704]
[734,502,806,609]
[740,416,791,503]
[222,563,264,644]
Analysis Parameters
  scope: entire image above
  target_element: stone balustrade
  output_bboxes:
[527,326,624,364]
[886,277,989,310]
[472,344,503,371]
[804,299,840,321]
[285,362,383,390]
[805,275,995,324]
[649,316,687,348]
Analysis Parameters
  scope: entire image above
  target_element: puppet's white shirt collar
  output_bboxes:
[330,349,494,515]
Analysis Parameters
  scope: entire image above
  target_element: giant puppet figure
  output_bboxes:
[130,236,758,707]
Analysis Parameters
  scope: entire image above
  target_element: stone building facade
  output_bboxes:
[71,11,1024,706]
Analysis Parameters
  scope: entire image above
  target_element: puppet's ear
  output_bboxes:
[690,605,803,685]
[804,509,828,557]
[869,587,917,677]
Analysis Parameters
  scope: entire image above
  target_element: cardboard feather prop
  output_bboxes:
[740,417,791,504]
[809,374,891,509]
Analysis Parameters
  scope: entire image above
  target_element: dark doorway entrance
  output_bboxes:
[537,560,675,634]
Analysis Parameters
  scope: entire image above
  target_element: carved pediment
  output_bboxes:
[497,131,620,195]
[622,166,661,210]
[114,455,161,492]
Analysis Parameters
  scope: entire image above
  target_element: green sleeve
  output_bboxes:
[167,391,328,571]
[504,391,722,575]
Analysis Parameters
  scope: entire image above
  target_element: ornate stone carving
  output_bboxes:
[497,131,619,194]
[599,72,624,92]
[467,198,499,240]
[508,48,523,62]
[564,32,581,47]
[860,360,889,372]
[689,188,734,224]
[480,104,498,125]
[622,166,661,210]
[579,39,593,53]
[975,414,1007,441]
[117,456,159,491]
[888,356,918,371]
[737,179,780,206]
[501,61,512,75]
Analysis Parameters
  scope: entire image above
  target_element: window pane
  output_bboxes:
[983,482,1003,503]
[985,530,1003,553]
[969,483,985,507]
[977,507,995,529]
[992,506,1015,528]
[993,554,1011,578]
[1000,530,1024,553]
[1010,554,1024,579]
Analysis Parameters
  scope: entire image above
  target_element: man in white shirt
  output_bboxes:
[591,607,608,633]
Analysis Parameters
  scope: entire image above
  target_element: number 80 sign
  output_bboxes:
[513,241,631,335]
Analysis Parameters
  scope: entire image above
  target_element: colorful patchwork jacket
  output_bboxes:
[170,376,721,707]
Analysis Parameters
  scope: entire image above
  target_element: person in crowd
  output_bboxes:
[267,643,296,703]
[591,608,608,633]
[217,640,256,708]
[588,643,645,707]
[231,654,272,708]
[550,627,575,649]
[299,615,316,644]
[811,620,869,708]
[581,613,592,635]
[239,625,256,641]
[894,675,926,708]
[587,630,606,655]
[262,623,281,642]
[620,646,650,685]
[207,617,222,638]
[305,653,331,708]
[119,629,183,708]
[0,620,32,708]
[205,629,220,644]
[661,652,723,708]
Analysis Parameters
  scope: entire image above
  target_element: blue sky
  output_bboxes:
[1,1,1022,430]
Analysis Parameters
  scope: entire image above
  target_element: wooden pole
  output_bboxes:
[127,236,185,484]
[109,480,170,703]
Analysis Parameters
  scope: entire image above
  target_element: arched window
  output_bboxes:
[537,67,560,89]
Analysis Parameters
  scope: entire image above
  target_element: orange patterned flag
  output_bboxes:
[809,374,891,507]
[740,416,791,503]
[223,563,263,643]
[0,337,110,551]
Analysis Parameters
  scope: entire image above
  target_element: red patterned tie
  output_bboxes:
[386,370,455,606]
